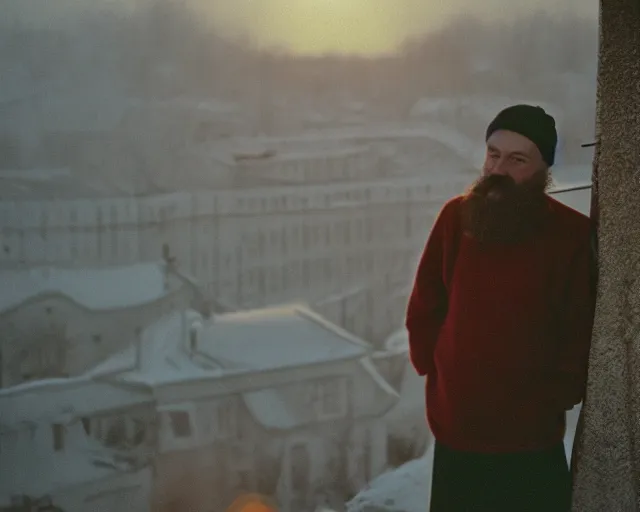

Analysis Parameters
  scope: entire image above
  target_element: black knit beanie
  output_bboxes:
[486,104,558,166]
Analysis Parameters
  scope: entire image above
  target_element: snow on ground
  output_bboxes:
[347,406,582,512]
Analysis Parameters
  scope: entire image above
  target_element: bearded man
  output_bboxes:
[406,105,596,512]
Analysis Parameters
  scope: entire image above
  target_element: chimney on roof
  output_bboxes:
[186,313,203,358]
[161,243,178,290]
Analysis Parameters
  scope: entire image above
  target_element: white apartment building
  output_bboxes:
[0,132,590,344]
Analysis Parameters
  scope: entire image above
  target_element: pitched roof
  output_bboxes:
[88,304,372,387]
[0,263,174,313]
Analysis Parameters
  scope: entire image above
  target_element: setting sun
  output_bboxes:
[207,0,409,55]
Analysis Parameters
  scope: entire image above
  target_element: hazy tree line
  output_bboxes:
[0,1,597,97]
[0,0,598,150]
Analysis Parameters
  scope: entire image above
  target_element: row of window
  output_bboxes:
[236,256,372,296]
[234,188,373,213]
[1,228,139,264]
[166,380,347,442]
[36,204,135,234]
[249,154,369,180]
[236,218,374,256]
[2,204,433,264]
[5,180,442,236]
[4,378,348,455]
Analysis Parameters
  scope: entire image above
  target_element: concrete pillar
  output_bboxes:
[571,1,640,510]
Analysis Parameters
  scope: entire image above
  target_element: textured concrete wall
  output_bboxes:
[571,1,640,510]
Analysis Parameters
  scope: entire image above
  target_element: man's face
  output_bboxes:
[482,129,547,185]
[461,132,552,244]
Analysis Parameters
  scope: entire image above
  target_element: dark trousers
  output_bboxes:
[429,441,571,512]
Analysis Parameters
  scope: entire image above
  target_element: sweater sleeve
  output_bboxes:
[405,203,451,376]
[552,233,597,410]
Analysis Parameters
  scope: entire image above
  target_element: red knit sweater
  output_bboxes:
[406,195,596,453]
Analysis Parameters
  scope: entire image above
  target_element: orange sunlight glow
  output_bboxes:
[226,494,277,512]
[209,0,409,56]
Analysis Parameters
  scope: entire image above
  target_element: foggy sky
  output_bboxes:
[4,0,598,55]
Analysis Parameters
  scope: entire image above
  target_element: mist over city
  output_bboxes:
[0,1,598,510]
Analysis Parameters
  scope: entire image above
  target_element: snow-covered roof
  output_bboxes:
[410,95,561,122]
[0,263,174,313]
[0,169,124,200]
[264,145,368,163]
[381,327,409,354]
[204,305,371,370]
[0,92,129,133]
[86,310,227,386]
[128,97,240,115]
[0,376,150,427]
[88,305,372,387]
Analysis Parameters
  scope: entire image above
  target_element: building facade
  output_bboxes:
[77,304,400,512]
[0,169,467,344]
[0,262,192,388]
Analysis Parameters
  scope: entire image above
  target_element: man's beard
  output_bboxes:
[460,170,553,245]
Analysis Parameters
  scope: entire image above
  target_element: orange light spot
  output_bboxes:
[226,494,277,512]
[238,504,273,512]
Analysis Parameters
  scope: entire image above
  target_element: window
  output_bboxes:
[344,221,351,244]
[70,234,78,259]
[215,401,235,439]
[315,379,346,419]
[257,233,265,254]
[356,218,364,239]
[52,424,64,451]
[110,206,118,258]
[20,341,66,382]
[291,261,301,288]
[302,260,310,287]
[323,258,332,280]
[39,212,48,240]
[168,411,192,438]
[257,269,266,295]
[132,418,147,445]
[0,430,17,455]
[404,212,413,237]
[365,218,373,243]
[96,209,104,258]
[236,470,253,492]
[290,444,311,494]
[189,327,198,352]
